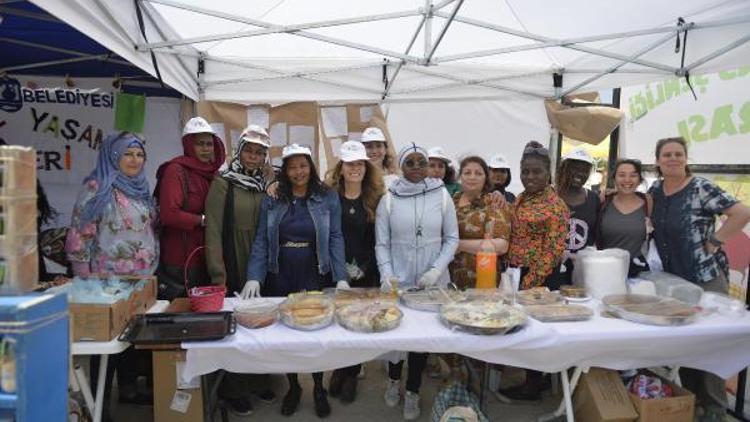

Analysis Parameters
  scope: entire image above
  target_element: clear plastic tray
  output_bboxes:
[328,287,397,308]
[234,299,278,329]
[279,294,334,331]
[524,304,593,322]
[517,288,563,306]
[603,294,698,326]
[400,288,463,312]
[439,302,527,335]
[336,302,403,332]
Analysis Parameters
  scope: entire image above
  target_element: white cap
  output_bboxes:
[339,141,369,162]
[361,127,386,143]
[281,143,312,160]
[182,117,216,136]
[561,148,595,165]
[427,147,451,163]
[488,154,511,169]
[241,124,270,148]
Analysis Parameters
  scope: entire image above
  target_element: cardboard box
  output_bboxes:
[628,370,695,422]
[153,350,204,422]
[70,276,157,341]
[574,367,639,422]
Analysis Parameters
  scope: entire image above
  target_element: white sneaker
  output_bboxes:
[403,391,421,420]
[384,379,400,407]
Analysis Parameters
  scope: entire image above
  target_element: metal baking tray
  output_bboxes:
[118,312,236,344]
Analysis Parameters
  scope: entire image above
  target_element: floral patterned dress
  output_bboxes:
[448,193,512,290]
[507,185,569,289]
[66,180,159,275]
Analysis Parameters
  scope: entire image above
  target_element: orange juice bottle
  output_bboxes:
[475,234,497,289]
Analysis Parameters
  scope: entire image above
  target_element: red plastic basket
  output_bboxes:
[184,246,225,312]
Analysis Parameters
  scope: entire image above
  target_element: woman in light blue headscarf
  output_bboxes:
[66,131,159,277]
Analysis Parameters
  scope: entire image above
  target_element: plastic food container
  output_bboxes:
[400,288,463,312]
[329,287,397,309]
[602,294,698,326]
[637,271,704,305]
[336,302,403,332]
[517,288,563,306]
[700,292,747,318]
[560,285,587,299]
[279,294,334,331]
[524,304,593,322]
[440,301,527,335]
[234,299,279,329]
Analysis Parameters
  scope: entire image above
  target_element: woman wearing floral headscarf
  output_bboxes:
[66,132,158,276]
[65,131,158,413]
[154,117,226,299]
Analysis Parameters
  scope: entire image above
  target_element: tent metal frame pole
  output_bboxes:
[201,56,384,95]
[138,8,420,50]
[405,66,547,98]
[558,30,678,98]
[92,0,137,46]
[144,0,422,64]
[140,1,199,87]
[423,0,433,60]
[424,0,463,64]
[432,12,750,70]
[433,11,679,72]
[204,63,384,86]
[382,12,428,99]
[432,0,458,11]
[0,37,135,67]
[393,67,550,97]
[685,32,750,71]
[0,54,113,73]
[0,5,60,22]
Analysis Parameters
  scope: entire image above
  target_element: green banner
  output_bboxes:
[114,93,146,133]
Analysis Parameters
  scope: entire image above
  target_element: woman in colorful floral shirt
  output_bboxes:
[449,156,511,290]
[65,131,158,412]
[66,132,158,276]
[506,141,569,290]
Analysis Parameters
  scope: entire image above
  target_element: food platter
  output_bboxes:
[524,304,593,322]
[602,294,698,326]
[440,301,527,335]
[234,299,278,329]
[400,288,463,312]
[330,288,397,308]
[279,294,335,331]
[336,302,403,333]
[517,287,563,306]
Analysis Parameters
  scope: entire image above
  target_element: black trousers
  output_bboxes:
[388,353,428,394]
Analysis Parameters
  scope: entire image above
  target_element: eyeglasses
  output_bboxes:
[404,158,428,168]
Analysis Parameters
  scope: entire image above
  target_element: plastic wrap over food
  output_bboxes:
[700,292,747,318]
[638,271,703,305]
[47,276,148,304]
[234,299,279,329]
[336,302,403,332]
[279,293,334,331]
[578,248,629,299]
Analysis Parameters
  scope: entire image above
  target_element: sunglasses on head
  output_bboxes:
[404,158,428,168]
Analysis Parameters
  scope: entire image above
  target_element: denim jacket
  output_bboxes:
[246,189,347,284]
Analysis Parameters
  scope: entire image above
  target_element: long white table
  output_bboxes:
[182,298,750,421]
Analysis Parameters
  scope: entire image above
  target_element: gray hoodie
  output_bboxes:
[375,177,459,288]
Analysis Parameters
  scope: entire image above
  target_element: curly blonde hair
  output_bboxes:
[326,160,385,222]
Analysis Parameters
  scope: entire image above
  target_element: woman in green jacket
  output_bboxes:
[204,125,275,415]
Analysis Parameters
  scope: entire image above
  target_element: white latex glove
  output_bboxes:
[240,280,261,299]
[417,268,442,288]
[336,280,350,289]
[380,278,394,293]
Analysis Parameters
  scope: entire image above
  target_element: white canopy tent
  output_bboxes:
[28,0,750,104]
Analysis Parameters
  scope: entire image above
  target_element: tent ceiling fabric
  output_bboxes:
[29,0,750,103]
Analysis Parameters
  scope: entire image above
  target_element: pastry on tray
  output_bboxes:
[517,287,563,306]
[440,301,527,335]
[524,304,593,322]
[279,294,334,330]
[336,302,403,332]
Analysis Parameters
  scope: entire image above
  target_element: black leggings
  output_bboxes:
[287,372,324,389]
[388,353,428,394]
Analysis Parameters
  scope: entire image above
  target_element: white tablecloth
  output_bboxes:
[181,298,750,381]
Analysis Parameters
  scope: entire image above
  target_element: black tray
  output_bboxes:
[119,312,236,344]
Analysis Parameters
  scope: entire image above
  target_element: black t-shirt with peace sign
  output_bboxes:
[566,189,599,253]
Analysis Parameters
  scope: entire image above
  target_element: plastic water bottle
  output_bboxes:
[475,235,497,289]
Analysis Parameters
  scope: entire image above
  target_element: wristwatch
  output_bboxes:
[708,234,723,248]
